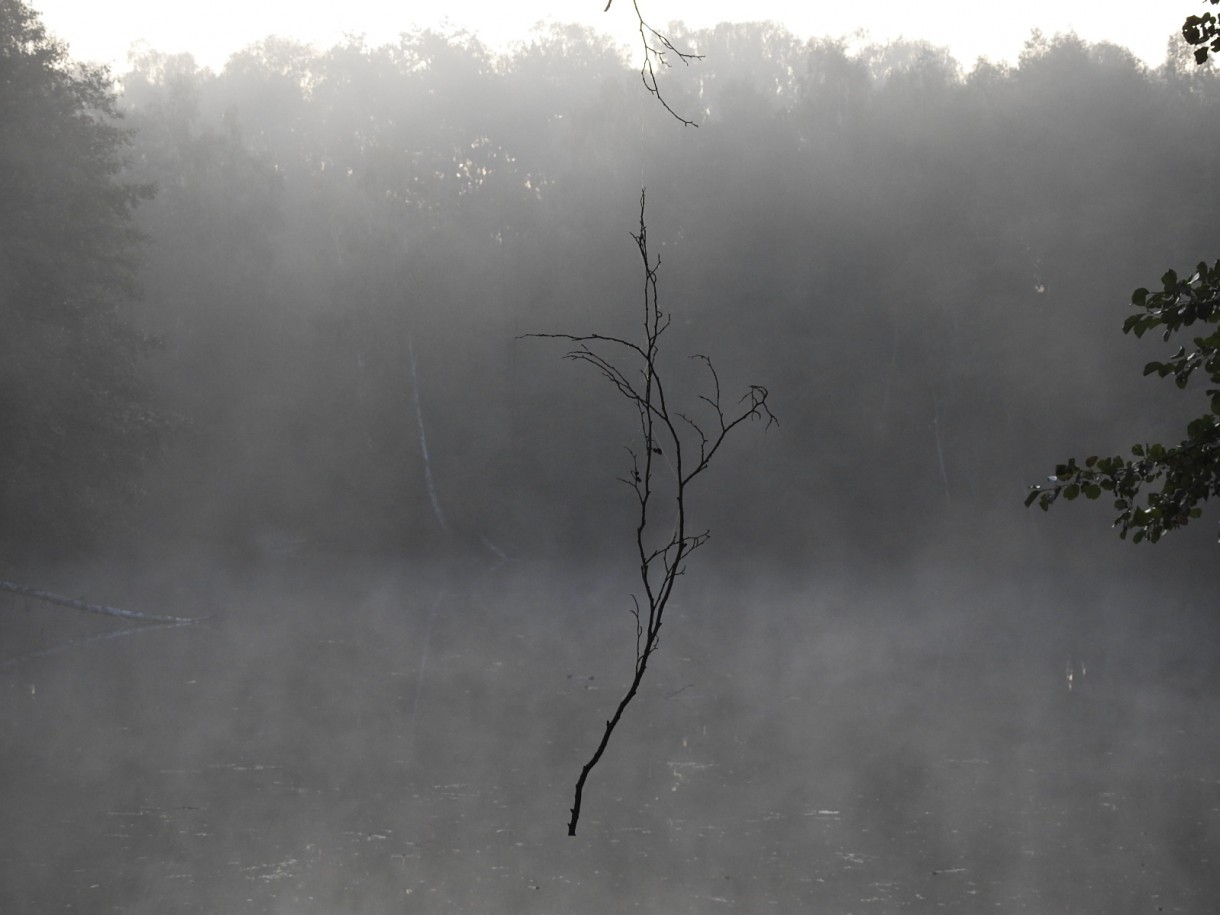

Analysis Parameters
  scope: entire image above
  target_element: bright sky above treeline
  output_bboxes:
[32,0,1190,72]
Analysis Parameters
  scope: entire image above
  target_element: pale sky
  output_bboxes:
[32,0,1187,73]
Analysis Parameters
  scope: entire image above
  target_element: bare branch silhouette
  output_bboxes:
[524,189,775,835]
[605,0,703,127]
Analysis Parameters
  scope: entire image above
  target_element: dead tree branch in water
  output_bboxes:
[0,580,208,625]
[524,190,775,835]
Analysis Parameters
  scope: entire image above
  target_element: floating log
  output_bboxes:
[0,580,206,625]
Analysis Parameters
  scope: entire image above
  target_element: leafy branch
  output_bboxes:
[1184,0,1220,64]
[1028,7,1220,541]
[1026,261,1220,542]
[524,190,774,834]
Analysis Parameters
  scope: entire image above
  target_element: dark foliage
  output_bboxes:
[0,0,166,556]
[1027,261,1220,542]
[8,16,1220,568]
[1184,0,1220,64]
[1027,8,1220,543]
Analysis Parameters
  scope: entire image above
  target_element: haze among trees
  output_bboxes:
[6,5,1220,570]
[1018,3,1220,544]
[4,2,1220,908]
[1,0,165,554]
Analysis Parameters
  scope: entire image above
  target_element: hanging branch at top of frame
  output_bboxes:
[605,0,703,127]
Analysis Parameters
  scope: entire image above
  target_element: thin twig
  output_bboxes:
[605,0,703,126]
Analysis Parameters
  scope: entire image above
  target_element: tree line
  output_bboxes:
[5,1,1220,573]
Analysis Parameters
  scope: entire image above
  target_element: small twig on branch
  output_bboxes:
[522,189,774,835]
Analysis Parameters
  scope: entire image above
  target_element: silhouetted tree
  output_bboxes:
[526,192,774,834]
[0,0,166,555]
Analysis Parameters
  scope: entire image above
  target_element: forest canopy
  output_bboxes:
[6,5,1220,567]
[0,0,165,558]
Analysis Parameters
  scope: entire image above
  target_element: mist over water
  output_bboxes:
[3,5,1220,912]
[4,546,1218,912]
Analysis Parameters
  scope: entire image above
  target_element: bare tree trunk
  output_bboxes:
[406,336,448,534]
